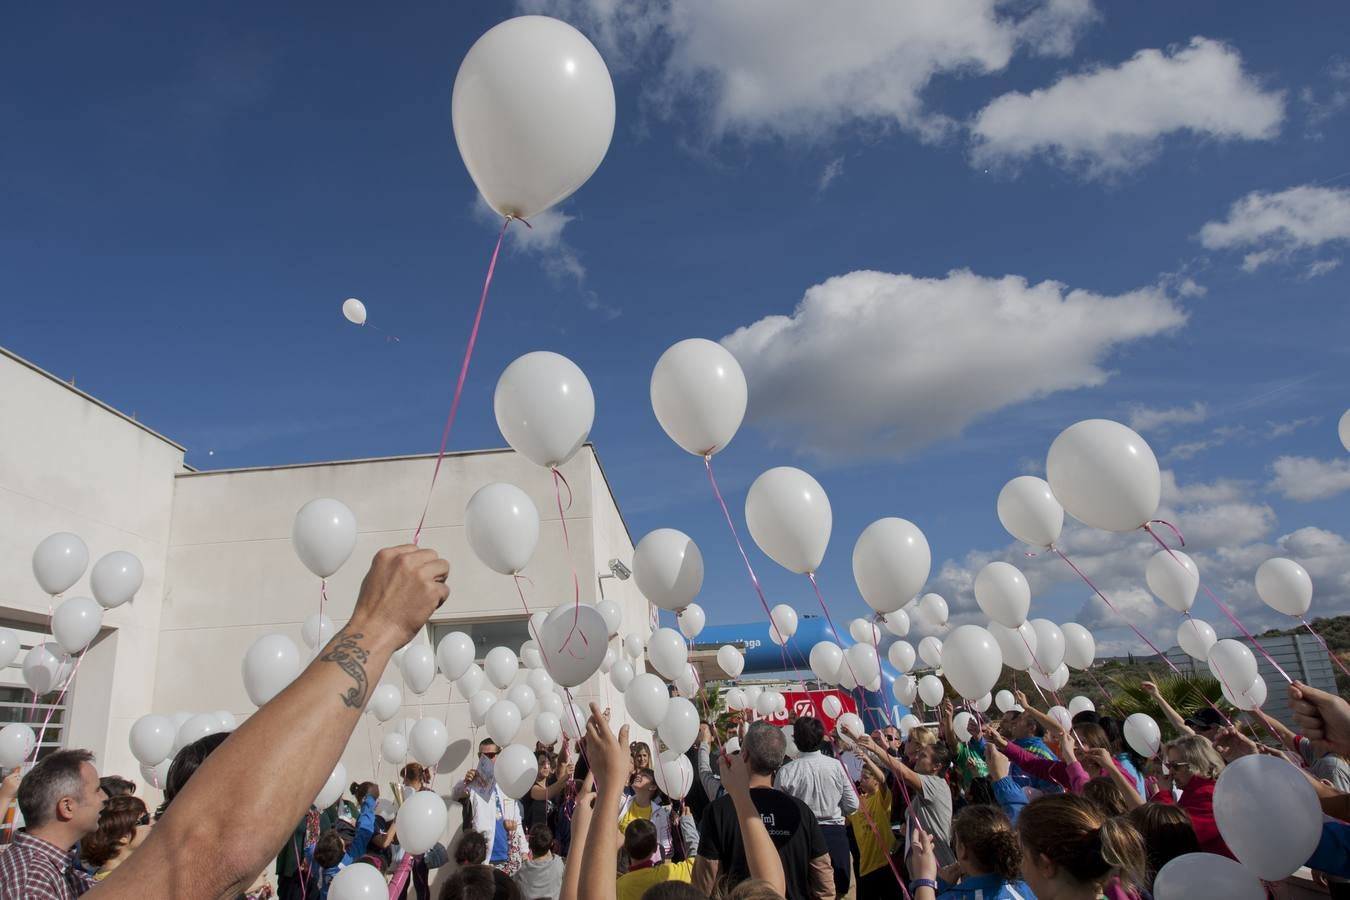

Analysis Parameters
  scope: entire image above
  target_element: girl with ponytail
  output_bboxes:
[1015,794,1147,900]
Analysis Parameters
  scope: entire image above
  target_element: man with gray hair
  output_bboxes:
[692,722,833,900]
[0,748,108,899]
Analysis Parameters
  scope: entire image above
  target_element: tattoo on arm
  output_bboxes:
[320,632,370,708]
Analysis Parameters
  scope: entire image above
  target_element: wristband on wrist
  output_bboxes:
[909,878,938,894]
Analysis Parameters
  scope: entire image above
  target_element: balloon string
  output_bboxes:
[831,748,911,900]
[412,216,514,545]
[807,573,895,734]
[1299,617,1350,681]
[319,578,328,646]
[551,468,587,657]
[363,321,400,343]
[1142,525,1293,684]
[1148,519,1186,548]
[32,647,88,764]
[386,852,414,899]
[560,688,595,794]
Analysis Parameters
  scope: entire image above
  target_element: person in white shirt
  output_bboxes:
[450,739,524,874]
[774,717,859,898]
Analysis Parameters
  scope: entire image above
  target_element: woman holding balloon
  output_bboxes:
[1152,736,1232,858]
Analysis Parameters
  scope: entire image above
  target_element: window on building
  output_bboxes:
[0,621,68,763]
[429,618,532,663]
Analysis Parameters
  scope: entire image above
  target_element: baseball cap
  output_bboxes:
[1183,707,1224,730]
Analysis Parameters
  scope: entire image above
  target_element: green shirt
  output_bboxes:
[954,742,989,789]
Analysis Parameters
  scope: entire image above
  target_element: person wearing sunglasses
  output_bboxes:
[451,739,525,874]
[83,796,153,883]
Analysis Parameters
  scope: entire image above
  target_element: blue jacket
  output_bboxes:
[990,777,1028,824]
[1307,820,1350,878]
[307,795,378,899]
[937,872,1036,900]
[1010,737,1062,795]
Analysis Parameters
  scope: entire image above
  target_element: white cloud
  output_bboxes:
[1304,259,1343,279]
[1177,278,1208,298]
[817,157,845,193]
[971,37,1284,177]
[1269,456,1350,502]
[720,269,1185,461]
[522,0,1097,143]
[473,198,589,286]
[1198,185,1350,271]
[1127,401,1207,433]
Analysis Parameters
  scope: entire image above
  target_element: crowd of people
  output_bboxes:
[0,545,1348,900]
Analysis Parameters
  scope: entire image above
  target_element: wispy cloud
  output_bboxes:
[817,157,845,193]
[1126,401,1207,433]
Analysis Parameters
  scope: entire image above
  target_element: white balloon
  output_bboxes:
[677,604,706,639]
[768,604,798,644]
[675,664,700,698]
[1214,755,1322,880]
[596,599,623,636]
[1028,619,1066,676]
[213,710,236,733]
[990,622,1038,672]
[315,761,347,809]
[129,714,175,766]
[1061,623,1096,670]
[468,691,496,726]
[951,712,975,743]
[848,618,880,646]
[745,467,832,575]
[486,700,522,746]
[495,744,539,800]
[300,612,336,651]
[892,675,918,706]
[1342,408,1350,452]
[997,476,1064,548]
[1031,663,1070,692]
[526,668,555,697]
[1123,713,1161,758]
[342,297,367,325]
[292,498,357,579]
[650,338,748,456]
[494,351,594,469]
[888,641,916,674]
[534,711,561,745]
[974,692,993,713]
[530,611,551,645]
[623,633,645,659]
[523,640,546,670]
[1207,639,1258,693]
[329,862,386,900]
[629,528,702,612]
[452,15,615,220]
[465,482,540,575]
[1146,549,1199,613]
[653,750,694,800]
[436,632,475,682]
[808,642,843,682]
[178,713,220,749]
[647,628,689,681]
[899,714,921,735]
[52,596,102,653]
[1222,675,1268,712]
[32,532,88,596]
[380,731,407,762]
[743,686,763,710]
[401,644,437,695]
[716,645,745,678]
[659,697,699,753]
[538,604,609,688]
[917,674,945,707]
[754,690,778,716]
[918,636,944,669]
[625,673,670,730]
[832,657,858,691]
[1048,706,1072,733]
[90,551,143,609]
[560,703,588,740]
[409,719,449,767]
[974,562,1031,628]
[610,659,635,692]
[844,643,881,688]
[484,646,520,690]
[457,665,487,699]
[1068,695,1096,717]
[724,688,747,710]
[1047,419,1161,532]
[821,695,843,718]
[597,645,615,673]
[995,689,1016,713]
[882,609,910,638]
[852,518,931,614]
[0,724,35,768]
[1154,852,1264,900]
[916,593,948,628]
[169,712,193,750]
[1177,618,1217,661]
[939,625,1004,700]
[835,713,864,741]
[1255,557,1313,617]
[0,629,18,670]
[507,684,537,718]
[537,690,563,717]
[397,791,449,854]
[140,760,170,791]
[242,634,300,707]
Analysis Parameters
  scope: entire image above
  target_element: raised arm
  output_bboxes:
[559,771,595,900]
[90,546,448,900]
[1013,690,1062,738]
[579,704,628,900]
[1141,681,1194,736]
[938,700,959,752]
[1084,748,1143,809]
[983,742,1027,823]
[855,735,923,792]
[986,725,1087,793]
[696,723,723,801]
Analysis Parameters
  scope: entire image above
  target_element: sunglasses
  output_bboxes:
[481,750,499,759]
[1168,761,1191,770]
[137,812,152,826]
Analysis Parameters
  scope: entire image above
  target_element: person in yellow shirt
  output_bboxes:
[848,739,900,900]
[616,819,694,900]
[617,768,675,860]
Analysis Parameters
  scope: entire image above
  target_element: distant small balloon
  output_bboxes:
[342,298,367,325]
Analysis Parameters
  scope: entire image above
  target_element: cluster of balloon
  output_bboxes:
[129,710,236,787]
[32,534,145,658]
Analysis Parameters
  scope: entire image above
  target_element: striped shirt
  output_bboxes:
[0,830,92,899]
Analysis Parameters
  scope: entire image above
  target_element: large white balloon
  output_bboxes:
[1177,617,1217,661]
[835,713,865,741]
[380,731,407,763]
[457,664,487,699]
[848,618,880,646]
[888,641,915,673]
[1046,419,1161,532]
[659,697,699,753]
[997,476,1064,548]
[1207,640,1257,693]
[486,700,523,747]
[646,628,688,681]
[917,636,944,669]
[1030,663,1070,692]
[625,673,670,730]
[609,659,635,692]
[991,622,1037,672]
[595,599,622,636]
[401,644,437,695]
[538,604,609,687]
[292,498,357,579]
[808,642,843,682]
[409,719,449,767]
[994,689,1016,713]
[1123,713,1161,758]
[1061,623,1096,670]
[465,483,540,575]
[650,338,748,456]
[1341,408,1350,452]
[717,645,745,678]
[329,862,387,900]
[468,691,496,726]
[1146,550,1199,613]
[90,551,143,609]
[32,532,88,596]
[368,684,402,722]
[974,562,1030,628]
[495,744,539,800]
[916,594,948,628]
[1222,675,1268,712]
[767,605,798,645]
[822,695,843,718]
[301,613,336,651]
[178,713,220,749]
[745,467,832,575]
[51,596,102,653]
[653,750,694,800]
[242,634,301,706]
[534,711,561,745]
[0,724,36,768]
[399,790,450,855]
[623,634,644,659]
[882,609,910,638]
[940,625,1004,700]
[1214,755,1322,880]
[1255,557,1313,617]
[852,518,931,614]
[917,674,945,707]
[677,604,706,639]
[724,688,747,710]
[316,761,347,810]
[633,529,704,611]
[1068,695,1096,717]
[484,646,520,690]
[436,632,476,682]
[844,643,881,690]
[1154,853,1264,900]
[342,297,367,326]
[1028,619,1066,676]
[129,714,175,766]
[452,15,615,220]
[494,351,594,469]
[507,684,537,718]
[140,759,170,791]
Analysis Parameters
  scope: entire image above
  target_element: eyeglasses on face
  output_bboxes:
[1167,760,1191,770]
[137,812,152,826]
[481,750,499,759]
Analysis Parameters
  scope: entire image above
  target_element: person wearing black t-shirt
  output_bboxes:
[692,722,833,900]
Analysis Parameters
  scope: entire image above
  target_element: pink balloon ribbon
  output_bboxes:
[32,647,89,764]
[550,468,589,656]
[386,853,414,899]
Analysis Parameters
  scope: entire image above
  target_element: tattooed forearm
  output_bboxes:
[319,631,371,708]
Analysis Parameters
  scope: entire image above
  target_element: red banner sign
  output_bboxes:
[763,689,857,731]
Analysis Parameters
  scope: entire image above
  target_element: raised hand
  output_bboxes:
[1291,681,1350,754]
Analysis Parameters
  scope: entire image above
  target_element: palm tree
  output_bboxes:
[1107,672,1227,739]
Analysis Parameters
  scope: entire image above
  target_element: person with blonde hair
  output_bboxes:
[1153,734,1231,858]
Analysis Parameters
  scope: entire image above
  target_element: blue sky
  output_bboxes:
[5,1,1350,656]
